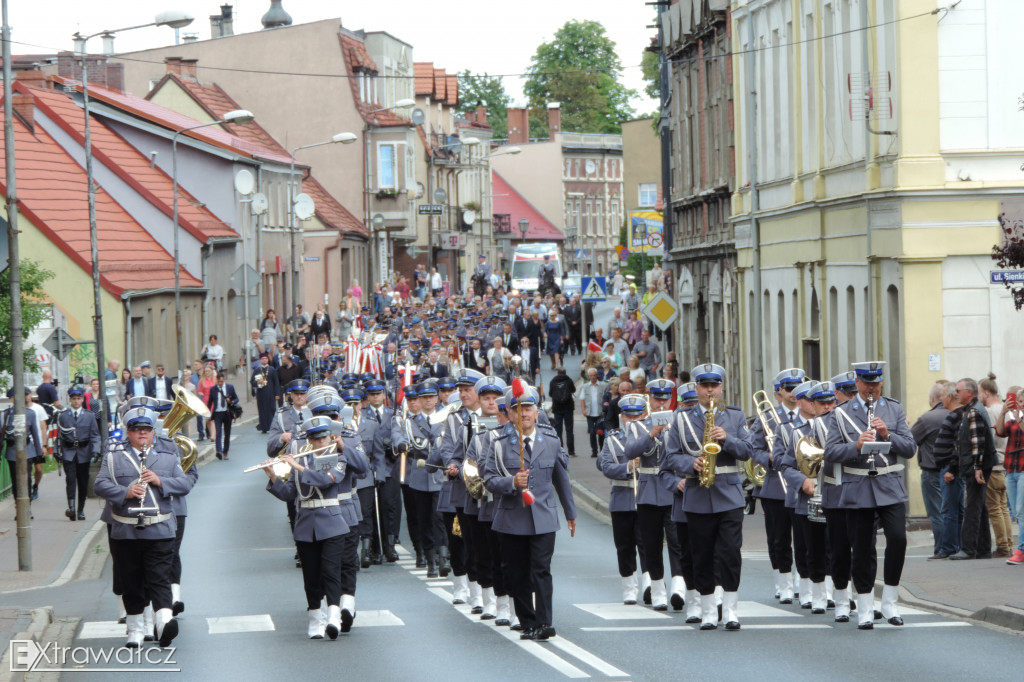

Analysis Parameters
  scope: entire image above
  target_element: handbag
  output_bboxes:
[229,403,243,420]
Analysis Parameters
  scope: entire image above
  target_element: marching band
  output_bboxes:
[84,295,919,649]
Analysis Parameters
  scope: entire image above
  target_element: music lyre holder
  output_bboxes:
[128,505,160,529]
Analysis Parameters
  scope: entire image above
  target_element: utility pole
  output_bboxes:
[4,0,32,570]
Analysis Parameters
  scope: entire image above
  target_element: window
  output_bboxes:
[639,183,657,207]
[378,143,397,189]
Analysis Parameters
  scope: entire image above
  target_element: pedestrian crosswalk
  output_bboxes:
[77,610,406,639]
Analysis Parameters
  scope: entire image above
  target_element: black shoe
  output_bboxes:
[496,618,510,627]
[118,616,126,624]
[371,549,383,565]
[438,547,451,578]
[700,622,717,631]
[65,508,75,521]
[31,485,39,501]
[685,615,701,624]
[590,452,597,458]
[416,549,426,568]
[216,452,223,460]
[670,593,684,611]
[873,610,883,621]
[812,607,825,615]
[325,622,339,640]
[568,452,577,457]
[384,536,400,562]
[341,609,354,633]
[519,627,537,640]
[801,602,812,610]
[426,551,439,578]
[643,587,652,605]
[858,622,874,630]
[780,597,793,605]
[77,512,86,521]
[535,625,556,640]
[835,614,850,623]
[725,620,741,631]
[360,539,371,569]
[717,603,723,622]
[471,604,483,615]
[510,622,523,631]
[172,601,184,617]
[827,600,835,609]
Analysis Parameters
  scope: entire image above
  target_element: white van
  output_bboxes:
[510,243,562,294]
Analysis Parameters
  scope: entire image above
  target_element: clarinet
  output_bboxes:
[865,397,878,477]
[135,445,152,529]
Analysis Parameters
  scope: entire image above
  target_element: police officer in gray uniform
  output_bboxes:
[392,383,442,574]
[94,407,191,648]
[57,385,101,521]
[3,386,44,517]
[824,361,914,629]
[749,368,804,604]
[662,363,753,630]
[597,394,651,606]
[482,384,577,641]
[368,380,400,562]
[341,388,379,568]
[267,379,311,456]
[265,415,353,640]
[625,379,688,611]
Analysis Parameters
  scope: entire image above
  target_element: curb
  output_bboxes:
[570,479,610,525]
[0,606,54,682]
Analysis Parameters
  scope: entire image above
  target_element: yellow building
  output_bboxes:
[727,0,1024,514]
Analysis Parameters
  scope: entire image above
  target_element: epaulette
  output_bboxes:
[342,427,359,438]
[883,397,901,405]
[276,406,288,413]
[727,405,743,412]
[537,423,558,434]
[607,428,624,438]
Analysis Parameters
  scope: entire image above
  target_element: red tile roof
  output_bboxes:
[414,62,434,96]
[339,34,412,128]
[51,75,294,165]
[433,69,447,102]
[0,91,203,296]
[491,172,564,241]
[446,75,459,107]
[149,73,290,158]
[302,175,368,237]
[29,85,237,242]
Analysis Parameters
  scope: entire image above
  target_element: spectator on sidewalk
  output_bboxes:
[632,329,662,381]
[947,378,996,560]
[994,385,1024,565]
[105,359,120,382]
[310,304,332,341]
[912,381,952,559]
[580,368,607,458]
[609,327,630,364]
[979,374,1014,558]
[206,372,239,461]
[932,382,964,559]
[549,368,577,457]
[288,305,311,342]
[25,391,49,500]
[35,368,60,409]
[202,334,225,370]
[430,267,443,297]
[606,307,626,339]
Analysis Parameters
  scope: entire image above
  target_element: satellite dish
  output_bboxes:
[371,213,386,230]
[411,108,425,126]
[251,192,268,216]
[463,209,476,225]
[433,188,448,204]
[294,193,315,220]
[234,169,256,195]
[415,182,426,200]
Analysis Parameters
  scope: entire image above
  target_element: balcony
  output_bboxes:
[493,213,512,234]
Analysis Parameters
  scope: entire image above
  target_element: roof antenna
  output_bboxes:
[150,151,158,168]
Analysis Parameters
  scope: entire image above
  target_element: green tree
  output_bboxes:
[524,20,637,135]
[0,259,55,390]
[457,71,511,138]
[641,49,660,100]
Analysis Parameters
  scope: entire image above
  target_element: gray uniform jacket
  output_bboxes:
[95,440,191,540]
[266,442,352,542]
[353,411,379,491]
[392,413,440,492]
[662,404,753,514]
[624,418,675,507]
[370,406,397,479]
[749,404,794,501]
[482,423,577,535]
[3,407,43,461]
[266,406,308,457]
[476,421,517,523]
[56,408,101,464]
[437,407,477,511]
[155,434,197,517]
[337,429,369,528]
[777,419,814,514]
[596,429,637,513]
[823,396,915,509]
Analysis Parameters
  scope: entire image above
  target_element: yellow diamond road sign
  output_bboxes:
[643,291,679,331]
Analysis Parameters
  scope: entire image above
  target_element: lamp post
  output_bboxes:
[288,132,358,324]
[75,9,194,442]
[171,109,254,374]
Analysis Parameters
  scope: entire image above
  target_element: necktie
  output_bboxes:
[376,408,383,423]
[788,411,795,421]
[74,410,80,420]
[524,436,532,461]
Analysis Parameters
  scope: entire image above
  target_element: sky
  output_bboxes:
[9,0,659,112]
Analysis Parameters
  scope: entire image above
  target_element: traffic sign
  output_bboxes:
[619,248,630,261]
[42,328,93,362]
[647,232,663,248]
[642,291,679,331]
[418,204,444,216]
[580,276,607,302]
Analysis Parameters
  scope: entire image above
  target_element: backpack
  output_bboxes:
[550,378,573,407]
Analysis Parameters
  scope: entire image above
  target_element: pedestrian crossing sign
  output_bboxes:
[580,277,607,302]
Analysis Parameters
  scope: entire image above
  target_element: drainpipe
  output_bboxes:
[201,241,214,343]
[124,294,133,369]
[746,11,764,395]
[255,164,264,317]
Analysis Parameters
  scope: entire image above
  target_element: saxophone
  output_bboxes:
[698,398,722,488]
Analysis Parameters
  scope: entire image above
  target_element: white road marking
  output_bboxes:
[78,621,128,639]
[900,622,971,628]
[356,609,405,627]
[547,637,629,677]
[738,601,803,618]
[581,624,832,632]
[207,614,276,634]
[573,603,672,620]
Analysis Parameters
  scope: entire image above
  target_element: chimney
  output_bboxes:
[101,33,115,56]
[181,58,199,81]
[547,102,561,137]
[105,63,124,92]
[12,93,34,131]
[15,68,49,91]
[475,106,487,126]
[507,106,529,144]
[211,4,234,38]
[164,57,183,76]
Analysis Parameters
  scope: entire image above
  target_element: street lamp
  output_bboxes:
[76,9,194,442]
[289,132,358,323]
[171,109,254,374]
[518,217,529,246]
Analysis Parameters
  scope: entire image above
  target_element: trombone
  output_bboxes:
[744,390,777,488]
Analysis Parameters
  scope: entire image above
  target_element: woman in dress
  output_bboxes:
[625,311,644,350]
[336,294,356,341]
[603,341,623,371]
[197,364,218,443]
[201,335,225,370]
[118,368,132,402]
[260,309,280,335]
[544,305,569,369]
[349,279,363,303]
[626,354,645,386]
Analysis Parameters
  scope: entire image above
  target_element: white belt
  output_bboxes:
[611,479,636,488]
[823,476,839,486]
[685,465,741,479]
[337,491,354,501]
[843,464,904,477]
[112,512,172,526]
[637,467,660,475]
[300,498,340,509]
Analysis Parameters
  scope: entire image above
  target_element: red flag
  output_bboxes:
[588,340,603,354]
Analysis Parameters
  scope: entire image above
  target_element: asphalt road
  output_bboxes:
[5,300,1023,680]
